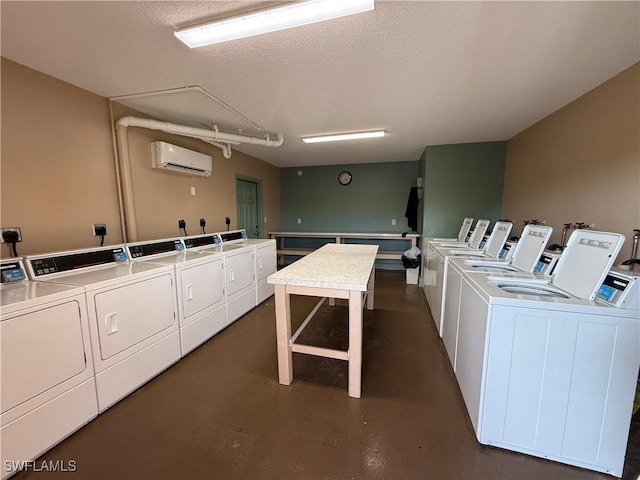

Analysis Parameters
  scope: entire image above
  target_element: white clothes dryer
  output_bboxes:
[1,259,97,479]
[25,246,180,413]
[218,230,277,305]
[126,238,227,357]
[182,234,257,324]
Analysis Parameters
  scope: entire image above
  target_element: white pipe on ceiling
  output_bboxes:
[113,115,284,241]
[115,115,284,159]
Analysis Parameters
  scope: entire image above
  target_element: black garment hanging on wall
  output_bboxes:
[405,187,419,232]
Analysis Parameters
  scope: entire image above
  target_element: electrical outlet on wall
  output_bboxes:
[92,224,107,236]
[391,219,396,225]
[297,218,302,224]
[0,227,22,243]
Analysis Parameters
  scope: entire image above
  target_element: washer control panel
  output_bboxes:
[0,259,26,283]
[535,251,561,276]
[596,270,639,309]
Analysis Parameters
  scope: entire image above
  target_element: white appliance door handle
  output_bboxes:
[229,269,235,282]
[258,258,263,270]
[186,284,193,301]
[105,312,118,334]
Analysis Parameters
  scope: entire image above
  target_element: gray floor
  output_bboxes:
[15,271,639,479]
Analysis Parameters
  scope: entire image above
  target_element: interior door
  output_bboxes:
[236,179,259,238]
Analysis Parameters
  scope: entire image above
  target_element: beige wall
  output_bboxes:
[1,58,122,254]
[503,63,640,261]
[111,103,281,241]
[1,58,281,256]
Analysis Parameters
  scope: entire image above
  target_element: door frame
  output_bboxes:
[235,175,264,238]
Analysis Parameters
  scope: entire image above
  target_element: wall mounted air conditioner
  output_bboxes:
[151,141,212,177]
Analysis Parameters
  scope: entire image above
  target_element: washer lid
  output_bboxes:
[551,230,625,300]
[468,219,490,249]
[483,221,513,258]
[510,225,553,272]
[457,217,474,242]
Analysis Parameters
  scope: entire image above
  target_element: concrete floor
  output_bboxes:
[15,271,640,479]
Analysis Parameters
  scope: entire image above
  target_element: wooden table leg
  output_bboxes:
[348,289,363,398]
[274,284,293,385]
[366,268,375,311]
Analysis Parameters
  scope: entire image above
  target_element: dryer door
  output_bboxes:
[256,244,277,282]
[225,251,255,297]
[1,300,87,413]
[93,274,176,360]
[180,258,225,321]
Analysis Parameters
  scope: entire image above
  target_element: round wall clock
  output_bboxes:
[338,171,352,186]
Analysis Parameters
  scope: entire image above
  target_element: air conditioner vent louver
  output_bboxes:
[151,141,212,177]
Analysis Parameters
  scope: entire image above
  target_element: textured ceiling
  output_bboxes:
[1,1,638,167]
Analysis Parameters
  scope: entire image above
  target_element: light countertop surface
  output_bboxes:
[267,243,378,291]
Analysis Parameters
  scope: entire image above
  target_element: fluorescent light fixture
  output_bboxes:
[302,130,386,144]
[175,0,375,48]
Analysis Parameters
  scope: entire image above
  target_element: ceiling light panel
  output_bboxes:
[302,130,386,143]
[175,0,375,48]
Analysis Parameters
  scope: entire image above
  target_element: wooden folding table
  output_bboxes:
[267,243,378,398]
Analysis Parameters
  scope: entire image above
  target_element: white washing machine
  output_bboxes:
[444,230,637,476]
[25,246,180,413]
[425,220,492,335]
[442,225,554,366]
[443,221,513,259]
[218,229,277,305]
[1,258,97,479]
[458,224,553,274]
[423,217,475,298]
[126,238,227,357]
[182,234,257,324]
[426,219,490,312]
[432,218,490,250]
[432,217,475,243]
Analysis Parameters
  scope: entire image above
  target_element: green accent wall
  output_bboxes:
[420,142,506,237]
[281,161,419,232]
[280,161,419,270]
